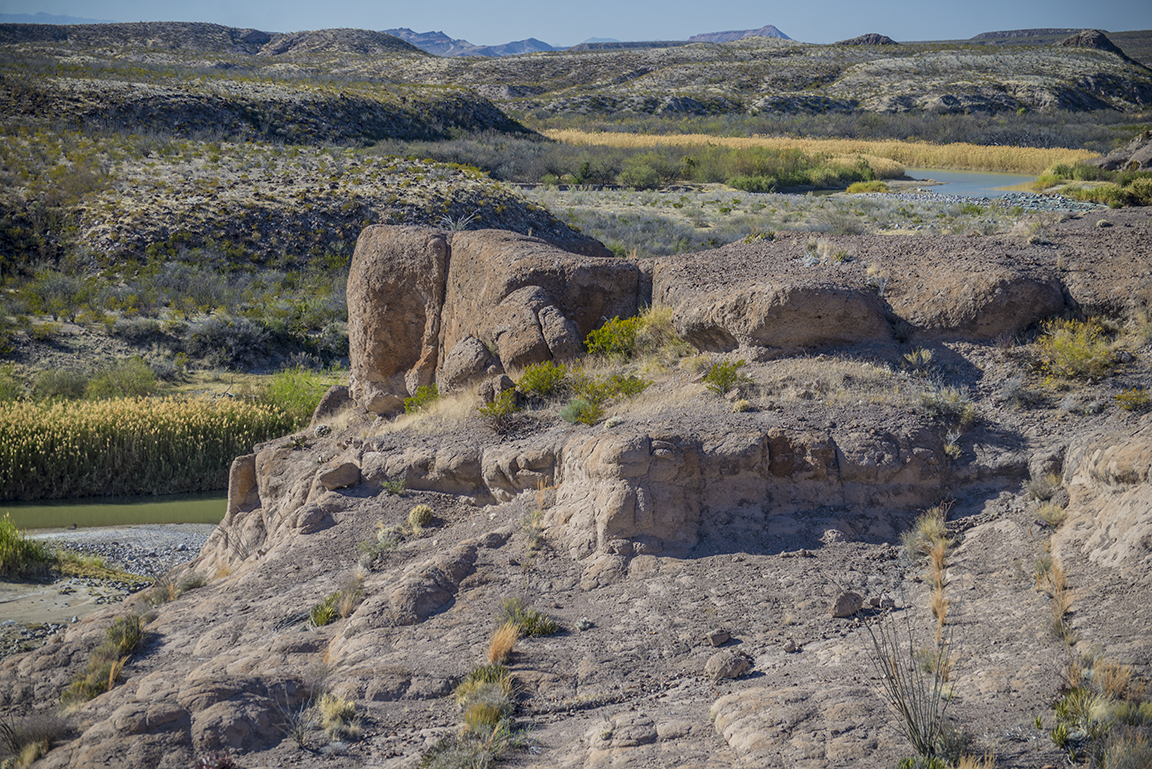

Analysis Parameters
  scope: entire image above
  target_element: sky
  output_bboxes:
[2,0,1150,49]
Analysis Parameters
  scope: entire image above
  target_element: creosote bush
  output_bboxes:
[477,389,522,432]
[1034,318,1114,381]
[517,361,568,399]
[585,316,641,358]
[404,384,441,414]
[703,359,753,396]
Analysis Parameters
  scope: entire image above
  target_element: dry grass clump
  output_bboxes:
[0,713,69,769]
[1033,318,1115,382]
[757,356,897,406]
[488,621,519,665]
[369,390,481,436]
[1037,501,1067,528]
[317,693,361,741]
[62,613,149,706]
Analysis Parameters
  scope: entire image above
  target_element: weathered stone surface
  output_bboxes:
[1057,417,1152,575]
[347,226,449,415]
[439,229,639,363]
[438,336,502,391]
[316,461,361,491]
[673,283,891,353]
[310,384,352,426]
[830,591,864,618]
[703,650,751,680]
[888,268,1065,340]
[226,453,259,518]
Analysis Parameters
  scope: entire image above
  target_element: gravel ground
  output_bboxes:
[0,524,217,658]
[859,189,1107,212]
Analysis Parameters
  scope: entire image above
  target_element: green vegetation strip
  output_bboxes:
[0,396,293,501]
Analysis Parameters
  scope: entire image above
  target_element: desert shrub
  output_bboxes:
[726,174,776,193]
[402,384,441,415]
[477,389,522,431]
[634,305,692,361]
[865,609,953,762]
[1115,387,1150,412]
[31,368,88,400]
[847,180,889,193]
[559,397,603,426]
[517,361,567,399]
[185,314,269,369]
[585,316,641,358]
[84,357,157,400]
[0,514,53,579]
[1035,318,1114,380]
[703,359,752,395]
[901,507,949,560]
[488,621,519,665]
[0,365,23,402]
[499,596,559,637]
[1038,501,1067,528]
[318,693,361,741]
[261,366,337,429]
[308,593,339,627]
[917,384,976,427]
[0,712,68,768]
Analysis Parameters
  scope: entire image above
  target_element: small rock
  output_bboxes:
[867,596,881,608]
[783,638,798,653]
[706,628,730,647]
[880,595,896,611]
[830,591,864,618]
[703,650,752,681]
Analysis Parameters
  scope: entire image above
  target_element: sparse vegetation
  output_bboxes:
[499,597,560,637]
[1034,318,1115,381]
[703,359,753,396]
[62,613,149,704]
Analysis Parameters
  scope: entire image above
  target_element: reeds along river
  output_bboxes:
[3,492,226,531]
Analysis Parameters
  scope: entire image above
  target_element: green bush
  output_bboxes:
[84,358,157,400]
[1035,318,1113,380]
[517,361,567,398]
[559,397,603,426]
[261,366,338,428]
[847,180,889,193]
[32,368,88,401]
[1116,387,1150,412]
[404,383,441,413]
[63,613,149,703]
[726,174,777,193]
[0,365,23,402]
[585,316,641,358]
[500,597,560,637]
[703,359,752,395]
[477,389,522,431]
[0,514,53,579]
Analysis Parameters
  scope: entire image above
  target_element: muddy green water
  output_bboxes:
[3,493,226,530]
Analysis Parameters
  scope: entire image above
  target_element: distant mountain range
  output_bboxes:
[383,28,555,57]
[688,25,791,43]
[385,24,792,57]
[0,11,113,25]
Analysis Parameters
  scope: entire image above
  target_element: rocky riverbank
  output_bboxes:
[0,524,216,659]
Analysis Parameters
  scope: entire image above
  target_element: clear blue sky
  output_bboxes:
[2,0,1150,48]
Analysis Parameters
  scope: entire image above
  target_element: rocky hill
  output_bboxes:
[2,209,1150,768]
[687,25,791,43]
[3,22,1150,118]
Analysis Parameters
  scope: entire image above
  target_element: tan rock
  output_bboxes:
[347,226,449,415]
[703,650,751,680]
[316,460,361,490]
[830,591,865,618]
[438,336,502,391]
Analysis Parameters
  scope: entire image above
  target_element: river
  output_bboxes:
[904,167,1037,197]
[3,492,226,530]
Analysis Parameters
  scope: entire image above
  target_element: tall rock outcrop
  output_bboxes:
[347,226,636,415]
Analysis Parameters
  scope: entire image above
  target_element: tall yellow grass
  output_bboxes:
[545,130,1097,175]
[0,396,293,500]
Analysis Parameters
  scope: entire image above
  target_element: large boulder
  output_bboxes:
[347,227,448,415]
[347,226,640,415]
[439,229,640,369]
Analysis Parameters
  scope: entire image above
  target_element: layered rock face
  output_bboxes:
[347,226,634,415]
